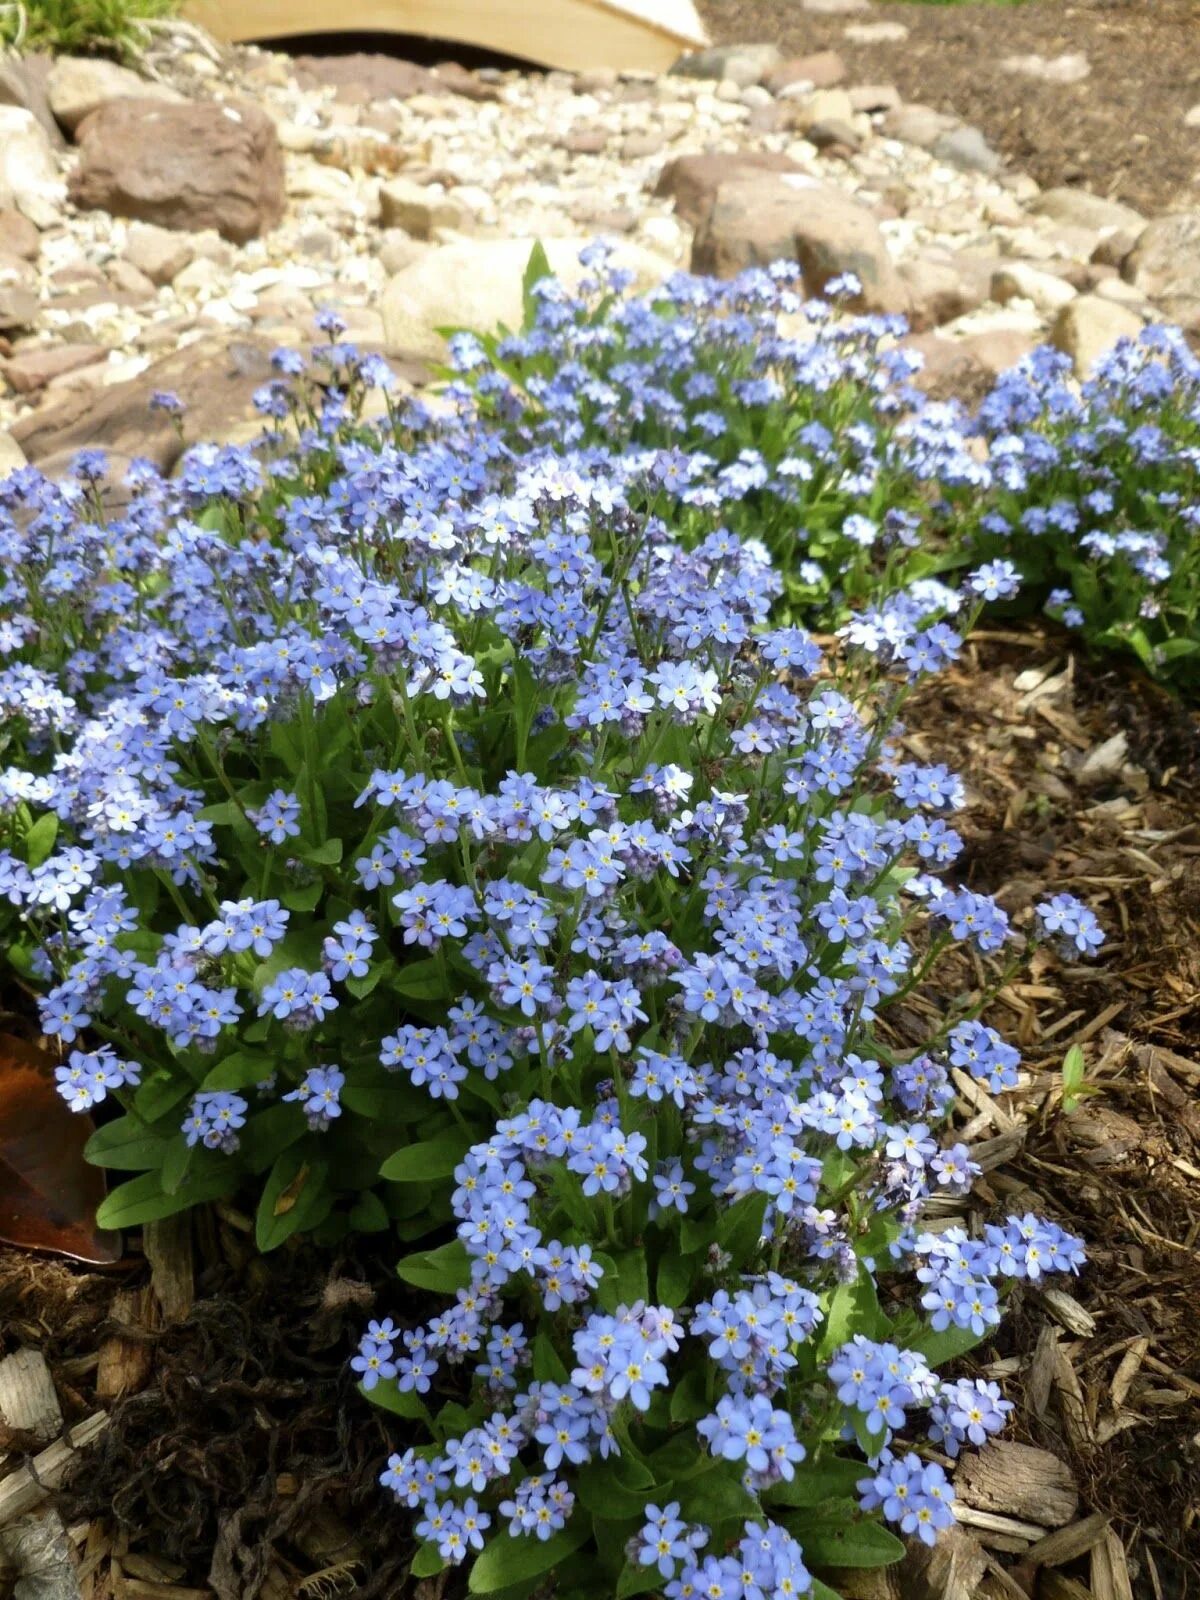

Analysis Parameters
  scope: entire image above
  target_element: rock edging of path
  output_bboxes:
[1,27,1197,471]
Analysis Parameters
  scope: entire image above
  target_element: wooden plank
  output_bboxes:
[184,0,707,71]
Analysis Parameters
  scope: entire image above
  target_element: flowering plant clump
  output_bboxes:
[449,249,989,626]
[0,255,1104,1596]
[956,328,1200,690]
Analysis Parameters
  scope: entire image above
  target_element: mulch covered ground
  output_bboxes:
[698,0,1200,219]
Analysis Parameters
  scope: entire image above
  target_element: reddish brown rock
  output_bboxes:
[0,207,41,261]
[69,98,284,244]
[8,338,276,467]
[691,174,911,316]
[3,344,108,395]
[763,51,846,94]
[654,151,802,229]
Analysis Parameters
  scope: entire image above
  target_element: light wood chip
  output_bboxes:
[142,1216,194,1324]
[955,1441,1079,1528]
[1025,1512,1111,1568]
[1109,1336,1149,1411]
[1091,1528,1135,1600]
[0,1414,109,1528]
[0,1349,63,1447]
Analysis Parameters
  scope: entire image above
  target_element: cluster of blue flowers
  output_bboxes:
[0,251,1108,1597]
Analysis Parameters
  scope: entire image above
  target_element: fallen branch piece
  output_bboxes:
[955,1441,1079,1528]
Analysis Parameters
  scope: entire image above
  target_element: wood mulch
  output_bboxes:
[1,626,1198,1600]
[697,0,1200,219]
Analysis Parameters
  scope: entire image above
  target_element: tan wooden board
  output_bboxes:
[184,0,708,72]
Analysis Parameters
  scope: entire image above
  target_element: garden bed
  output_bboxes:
[2,623,1196,1600]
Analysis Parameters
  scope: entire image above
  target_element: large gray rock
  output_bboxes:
[654,151,802,230]
[691,174,911,315]
[1122,212,1200,331]
[670,44,782,87]
[0,106,65,228]
[69,98,284,244]
[932,125,1002,175]
[1030,187,1146,235]
[380,238,672,360]
[46,55,182,135]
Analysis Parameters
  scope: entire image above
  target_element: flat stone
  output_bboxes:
[0,54,65,148]
[1122,212,1200,330]
[1000,52,1090,85]
[0,429,26,473]
[291,53,454,102]
[670,44,782,88]
[786,88,856,130]
[559,128,609,154]
[1030,187,1146,234]
[9,337,277,469]
[991,262,1077,312]
[0,283,38,332]
[3,343,108,395]
[881,103,958,151]
[802,0,870,12]
[764,52,846,94]
[45,55,182,134]
[844,20,908,42]
[806,119,862,154]
[621,132,664,159]
[379,177,468,239]
[1185,104,1200,129]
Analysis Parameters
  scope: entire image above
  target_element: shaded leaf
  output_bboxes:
[0,1033,121,1263]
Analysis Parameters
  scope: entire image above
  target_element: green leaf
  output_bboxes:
[202,1051,273,1092]
[95,1165,234,1230]
[364,1379,432,1421]
[765,1457,866,1509]
[410,1542,446,1580]
[575,1464,667,1522]
[468,1519,591,1595]
[656,1248,697,1308]
[784,1507,904,1569]
[818,1269,888,1357]
[281,881,324,913]
[23,812,58,868]
[159,1136,192,1196]
[717,1191,769,1259]
[255,1154,331,1251]
[380,1129,472,1183]
[133,1073,193,1125]
[520,240,554,330]
[811,1581,845,1600]
[617,1560,663,1598]
[396,1239,471,1294]
[348,1192,390,1234]
[904,1321,986,1367]
[677,1464,759,1528]
[668,1368,709,1424]
[1061,1043,1087,1114]
[532,1332,570,1385]
[84,1115,171,1172]
[391,958,451,1001]
[303,837,343,866]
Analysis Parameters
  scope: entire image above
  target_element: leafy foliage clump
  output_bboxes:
[0,252,1107,1599]
[1,0,177,59]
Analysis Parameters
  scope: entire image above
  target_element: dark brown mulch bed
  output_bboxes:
[697,0,1200,219]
